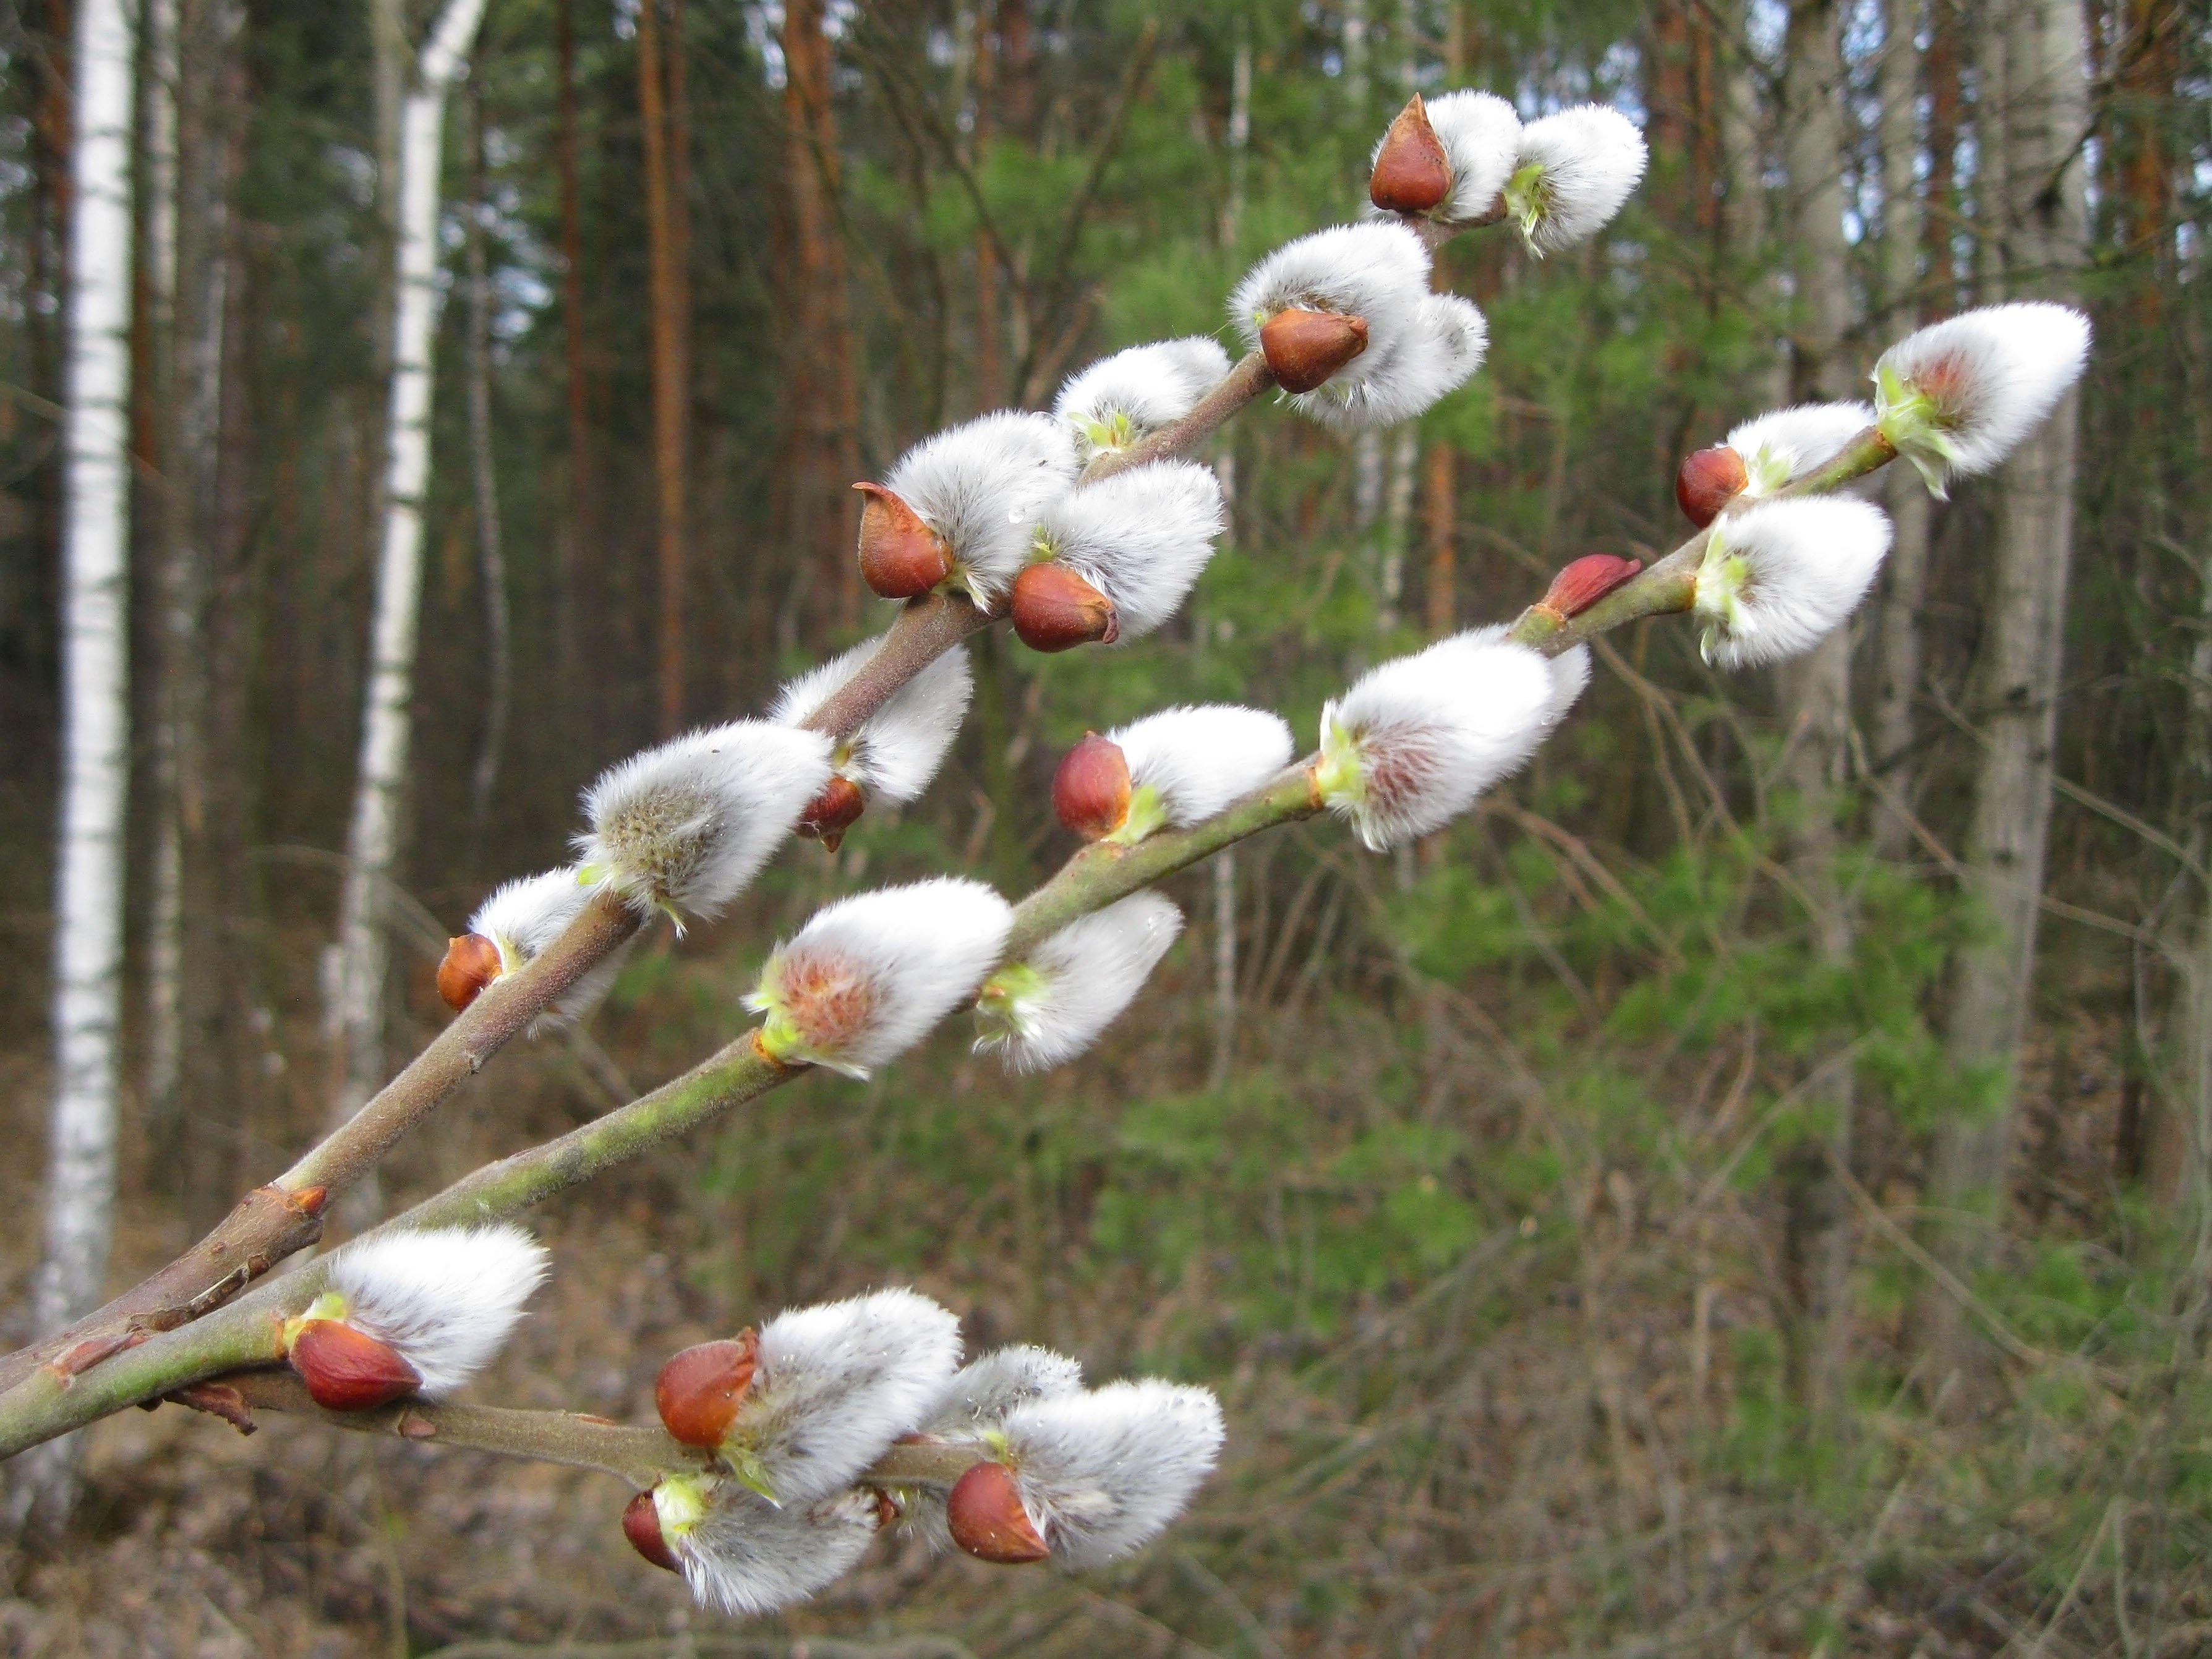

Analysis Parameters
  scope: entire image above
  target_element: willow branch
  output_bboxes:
[218,1370,989,1489]
[1081,350,1278,483]
[0,594,997,1389]
[0,888,642,1394]
[0,408,1909,1458]
[1503,425,1901,656]
[803,589,993,739]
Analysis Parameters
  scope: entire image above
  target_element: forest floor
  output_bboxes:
[0,897,2200,1658]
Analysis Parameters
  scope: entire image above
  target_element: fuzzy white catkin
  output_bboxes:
[326,1226,549,1397]
[1873,301,2091,483]
[467,868,634,1029]
[746,877,1015,1077]
[1510,104,1647,254]
[1034,462,1225,639]
[678,1485,881,1616]
[1401,89,1522,224]
[903,1344,1088,1556]
[999,1380,1226,1569]
[978,892,1184,1073]
[722,1287,963,1504]
[1292,292,1488,433]
[1319,631,1558,850]
[578,720,831,924]
[1695,497,1894,670]
[1725,402,1877,495]
[1231,222,1433,397]
[884,411,1080,605]
[1056,338,1232,457]
[1110,705,1297,827]
[1542,643,1593,733]
[926,1346,1087,1433]
[771,636,974,804]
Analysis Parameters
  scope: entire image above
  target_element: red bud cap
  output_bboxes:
[1370,95,1453,215]
[1011,563,1120,652]
[654,1331,759,1449]
[288,1320,422,1412]
[947,1461,1049,1564]
[796,776,867,852]
[1674,445,1750,528]
[437,933,505,1012]
[622,1489,683,1573]
[855,483,954,599]
[1260,308,1369,394]
[1541,554,1643,620]
[1053,733,1132,841]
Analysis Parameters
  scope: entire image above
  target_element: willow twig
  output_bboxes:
[209,1371,991,1490]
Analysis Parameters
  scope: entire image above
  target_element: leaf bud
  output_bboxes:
[946,1461,1050,1564]
[1052,733,1132,841]
[1539,553,1643,621]
[795,775,867,852]
[1369,95,1452,215]
[1010,563,1120,653]
[655,1332,760,1450]
[853,482,953,599]
[1674,445,1749,528]
[622,1488,683,1573]
[436,933,505,1012]
[1258,307,1369,394]
[288,1319,423,1412]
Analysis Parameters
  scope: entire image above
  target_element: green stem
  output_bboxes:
[1006,768,1322,957]
[1503,424,1900,657]
[0,1299,286,1460]
[215,1371,991,1490]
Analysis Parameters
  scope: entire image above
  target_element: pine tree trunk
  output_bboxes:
[553,0,591,689]
[779,0,862,640]
[1871,0,1933,861]
[325,0,487,1160]
[463,81,508,844]
[1920,0,2089,1377]
[150,0,244,1216]
[1775,0,1859,1422]
[17,0,137,1529]
[637,0,689,733]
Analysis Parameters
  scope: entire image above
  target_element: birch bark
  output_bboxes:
[18,0,137,1527]
[325,0,489,1154]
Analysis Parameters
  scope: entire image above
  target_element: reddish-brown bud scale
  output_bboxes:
[854,483,953,599]
[1674,445,1749,528]
[1259,308,1369,394]
[1541,554,1644,620]
[622,1490,683,1573]
[654,1331,760,1449]
[796,775,867,852]
[947,1461,1050,1564]
[1010,563,1120,653]
[436,933,505,1012]
[1369,95,1452,215]
[1053,733,1133,841]
[288,1320,422,1412]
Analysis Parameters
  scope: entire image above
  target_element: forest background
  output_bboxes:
[0,0,2207,1653]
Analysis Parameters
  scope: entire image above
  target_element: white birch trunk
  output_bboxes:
[324,0,488,1145]
[17,0,139,1527]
